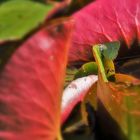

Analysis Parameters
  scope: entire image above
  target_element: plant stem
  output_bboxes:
[92,45,108,82]
[57,132,63,140]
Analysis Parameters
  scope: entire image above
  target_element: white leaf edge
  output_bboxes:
[61,75,98,124]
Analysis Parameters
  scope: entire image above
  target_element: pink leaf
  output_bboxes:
[0,19,73,140]
[69,0,140,64]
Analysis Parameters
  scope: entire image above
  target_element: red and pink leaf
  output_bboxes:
[0,19,73,140]
[69,0,140,64]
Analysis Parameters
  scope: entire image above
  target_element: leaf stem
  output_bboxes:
[57,132,63,140]
[92,45,108,82]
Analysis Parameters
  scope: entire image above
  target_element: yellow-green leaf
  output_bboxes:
[0,0,53,41]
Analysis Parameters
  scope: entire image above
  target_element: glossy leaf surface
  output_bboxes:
[0,19,73,140]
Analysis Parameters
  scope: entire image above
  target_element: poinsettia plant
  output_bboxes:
[0,0,140,140]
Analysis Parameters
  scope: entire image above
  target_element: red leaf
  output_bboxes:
[0,19,73,140]
[69,0,140,64]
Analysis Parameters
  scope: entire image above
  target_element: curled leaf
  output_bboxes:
[61,75,98,124]
[74,61,98,79]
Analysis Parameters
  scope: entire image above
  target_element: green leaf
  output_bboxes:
[92,41,120,82]
[0,0,53,41]
[65,68,78,87]
[74,62,98,79]
[101,41,120,60]
[92,45,108,82]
